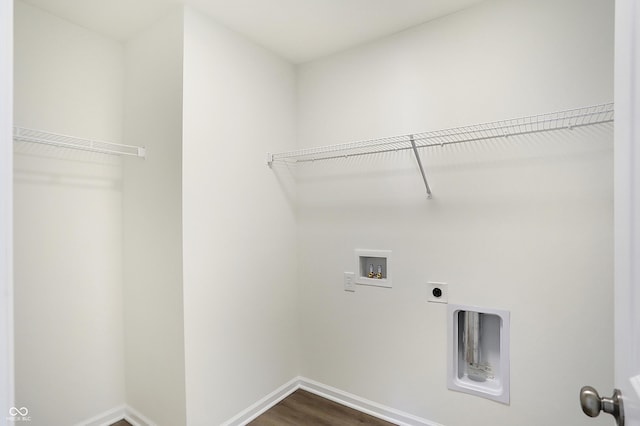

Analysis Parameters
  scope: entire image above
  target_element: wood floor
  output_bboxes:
[249,390,396,426]
[108,390,394,425]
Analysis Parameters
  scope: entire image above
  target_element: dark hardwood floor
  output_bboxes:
[249,389,396,426]
[108,390,394,425]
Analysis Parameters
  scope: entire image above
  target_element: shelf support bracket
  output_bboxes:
[409,135,432,199]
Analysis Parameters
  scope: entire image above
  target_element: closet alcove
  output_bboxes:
[13,2,186,425]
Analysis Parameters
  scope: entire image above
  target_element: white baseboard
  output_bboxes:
[221,376,300,426]
[299,377,443,426]
[223,376,443,426]
[123,405,157,426]
[76,403,156,426]
[81,377,442,426]
[74,404,127,426]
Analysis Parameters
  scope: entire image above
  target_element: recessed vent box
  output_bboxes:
[448,304,510,404]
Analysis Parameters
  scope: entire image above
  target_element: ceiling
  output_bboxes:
[20,0,484,63]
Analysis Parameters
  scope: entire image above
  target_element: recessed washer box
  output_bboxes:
[355,249,392,288]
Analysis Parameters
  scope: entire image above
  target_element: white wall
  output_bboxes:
[122,8,187,426]
[181,7,298,425]
[13,2,126,425]
[294,0,614,425]
[10,0,618,424]
[1,0,13,422]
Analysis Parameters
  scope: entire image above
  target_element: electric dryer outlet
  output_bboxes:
[428,282,448,303]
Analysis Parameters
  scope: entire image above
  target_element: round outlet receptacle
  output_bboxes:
[428,282,448,303]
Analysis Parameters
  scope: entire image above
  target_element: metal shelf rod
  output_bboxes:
[13,126,146,158]
[286,117,613,164]
[267,102,614,165]
[266,102,614,199]
[410,135,432,199]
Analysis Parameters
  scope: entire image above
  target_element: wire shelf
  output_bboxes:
[267,102,614,165]
[13,126,146,158]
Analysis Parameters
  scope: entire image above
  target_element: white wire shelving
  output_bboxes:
[13,126,146,158]
[266,102,614,198]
